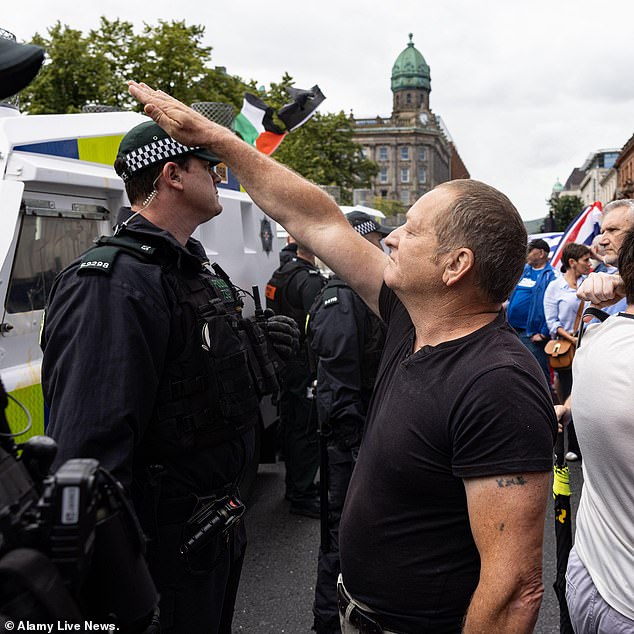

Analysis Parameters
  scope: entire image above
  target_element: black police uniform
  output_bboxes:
[41,211,272,634]
[278,242,298,266]
[266,256,326,510]
[306,277,386,634]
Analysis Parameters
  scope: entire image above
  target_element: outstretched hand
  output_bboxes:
[127,81,230,149]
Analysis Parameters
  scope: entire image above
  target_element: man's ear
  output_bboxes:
[442,247,474,286]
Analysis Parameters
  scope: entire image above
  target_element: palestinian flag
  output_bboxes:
[233,93,286,155]
[278,85,326,131]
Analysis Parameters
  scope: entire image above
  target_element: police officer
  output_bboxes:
[279,235,298,266]
[266,240,326,517]
[41,121,298,634]
[307,212,388,634]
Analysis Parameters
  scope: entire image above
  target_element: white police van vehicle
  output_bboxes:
[0,104,279,467]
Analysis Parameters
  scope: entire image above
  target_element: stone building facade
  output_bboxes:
[577,149,620,206]
[615,133,634,199]
[352,34,469,207]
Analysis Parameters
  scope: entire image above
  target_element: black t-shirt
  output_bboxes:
[339,285,556,633]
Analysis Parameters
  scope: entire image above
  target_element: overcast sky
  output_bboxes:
[4,0,634,221]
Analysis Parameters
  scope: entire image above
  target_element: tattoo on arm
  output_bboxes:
[496,475,527,488]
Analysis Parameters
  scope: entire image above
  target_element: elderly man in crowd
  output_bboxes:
[577,199,634,309]
[127,81,556,634]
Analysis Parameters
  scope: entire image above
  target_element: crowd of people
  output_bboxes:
[35,78,633,634]
[3,30,631,634]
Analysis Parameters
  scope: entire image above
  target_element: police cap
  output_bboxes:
[346,211,391,237]
[115,121,220,182]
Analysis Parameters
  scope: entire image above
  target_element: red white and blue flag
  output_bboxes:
[550,201,603,269]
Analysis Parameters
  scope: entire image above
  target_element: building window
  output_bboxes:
[400,190,410,205]
[380,167,389,183]
[380,190,388,198]
[400,147,410,161]
[379,146,388,161]
[418,167,427,184]
[400,168,410,183]
[418,147,426,161]
[406,93,412,105]
[602,152,619,169]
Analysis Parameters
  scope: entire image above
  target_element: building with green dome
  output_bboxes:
[352,34,469,209]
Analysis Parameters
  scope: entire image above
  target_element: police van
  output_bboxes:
[0,104,280,473]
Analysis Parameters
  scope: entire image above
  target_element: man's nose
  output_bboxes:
[385,228,398,248]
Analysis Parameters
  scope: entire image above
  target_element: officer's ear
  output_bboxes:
[162,162,185,191]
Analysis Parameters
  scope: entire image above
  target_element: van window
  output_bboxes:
[6,211,106,313]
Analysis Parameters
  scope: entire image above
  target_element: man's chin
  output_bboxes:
[383,267,397,291]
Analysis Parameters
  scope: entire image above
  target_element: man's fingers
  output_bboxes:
[128,81,150,103]
[577,272,624,306]
[144,103,163,122]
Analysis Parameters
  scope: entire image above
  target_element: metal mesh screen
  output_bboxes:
[0,27,16,40]
[191,102,236,129]
[0,28,20,108]
[82,104,124,113]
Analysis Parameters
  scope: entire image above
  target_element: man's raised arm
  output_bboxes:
[127,81,387,314]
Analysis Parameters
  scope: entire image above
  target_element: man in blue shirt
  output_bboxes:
[507,238,557,381]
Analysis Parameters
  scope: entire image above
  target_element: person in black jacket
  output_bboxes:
[279,236,298,266]
[266,242,326,517]
[41,121,297,634]
[308,212,388,634]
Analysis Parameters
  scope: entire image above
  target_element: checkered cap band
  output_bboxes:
[352,219,379,236]
[122,137,200,179]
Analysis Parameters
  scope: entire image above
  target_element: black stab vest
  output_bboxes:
[79,234,264,457]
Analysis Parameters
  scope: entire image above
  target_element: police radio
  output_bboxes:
[180,494,245,555]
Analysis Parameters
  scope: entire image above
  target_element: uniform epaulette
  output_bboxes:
[321,279,348,309]
[78,235,157,275]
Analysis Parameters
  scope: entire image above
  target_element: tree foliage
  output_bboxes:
[20,18,255,113]
[371,197,405,218]
[23,23,106,113]
[545,195,584,231]
[18,18,376,198]
[273,111,378,204]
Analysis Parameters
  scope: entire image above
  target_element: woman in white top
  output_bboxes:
[544,242,592,460]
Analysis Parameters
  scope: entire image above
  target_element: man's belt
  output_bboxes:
[337,578,401,634]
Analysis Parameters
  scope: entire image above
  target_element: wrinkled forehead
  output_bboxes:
[602,205,634,231]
